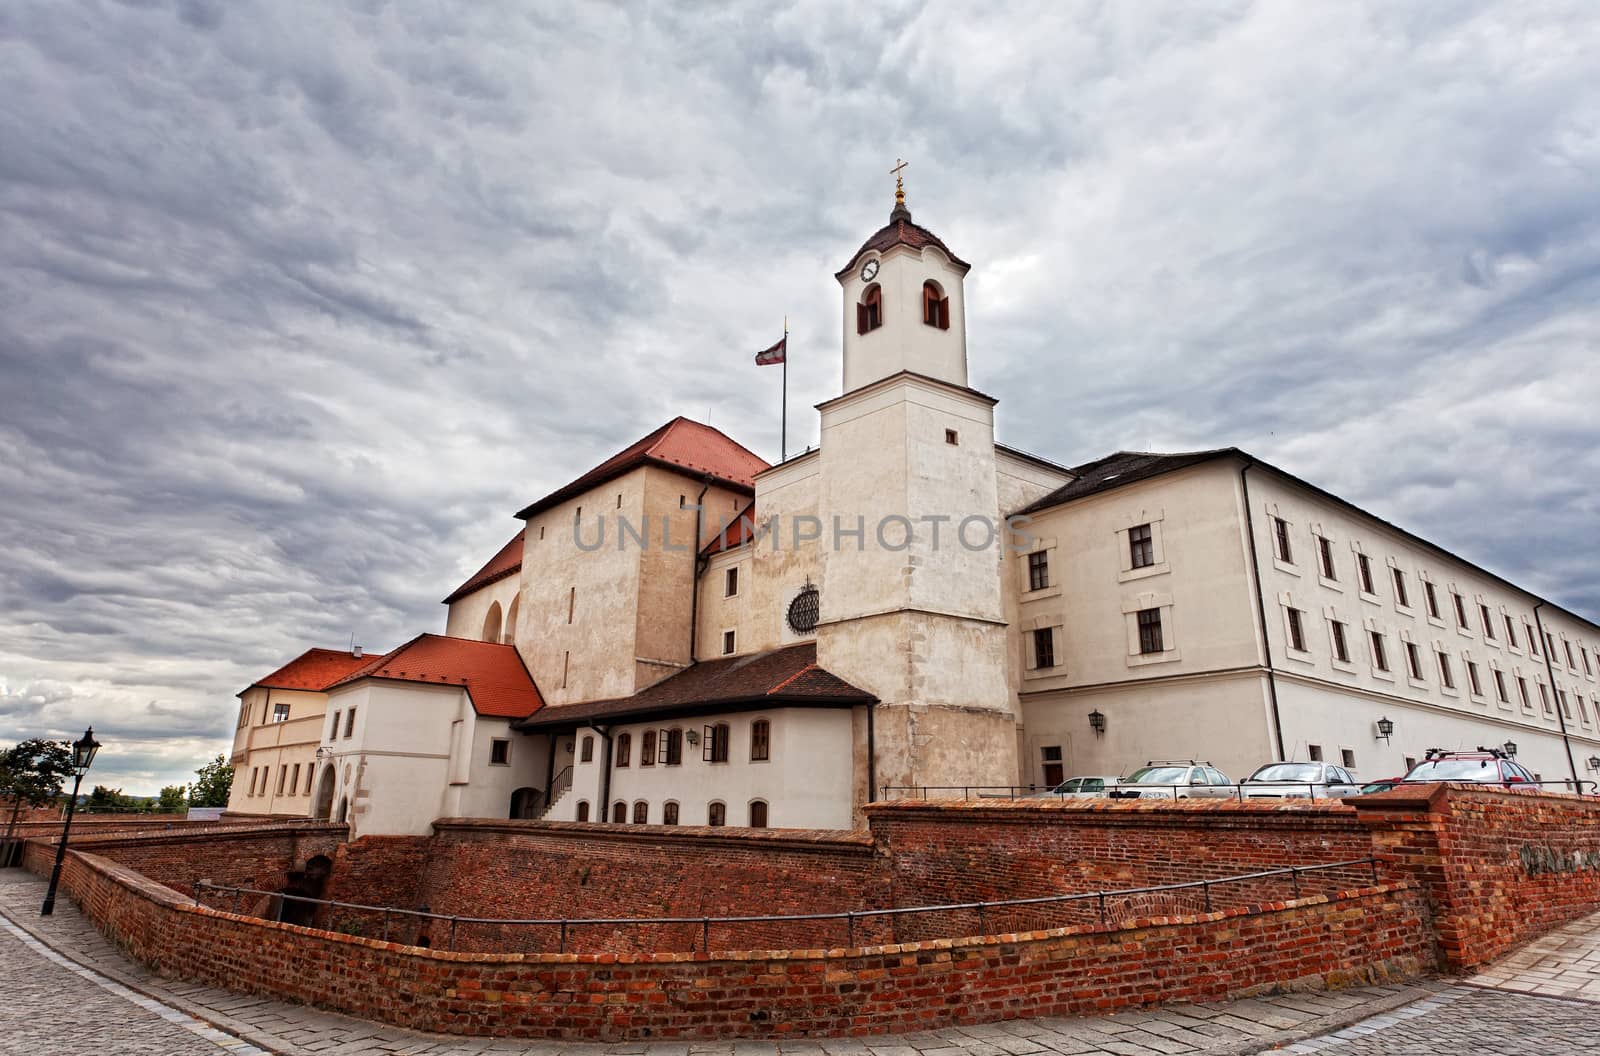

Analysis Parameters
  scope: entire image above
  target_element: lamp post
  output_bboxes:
[41,727,100,917]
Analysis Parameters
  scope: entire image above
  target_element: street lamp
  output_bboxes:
[1586,755,1600,773]
[1088,709,1106,738]
[1502,740,1518,759]
[1375,717,1395,744]
[41,727,101,917]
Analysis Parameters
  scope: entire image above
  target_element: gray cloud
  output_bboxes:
[2,0,1597,793]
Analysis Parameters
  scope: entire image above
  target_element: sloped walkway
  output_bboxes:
[0,870,1442,1056]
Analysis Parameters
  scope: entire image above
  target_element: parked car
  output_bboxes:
[1240,761,1361,799]
[1358,776,1407,794]
[1105,761,1235,800]
[1033,775,1122,799]
[1399,748,1538,788]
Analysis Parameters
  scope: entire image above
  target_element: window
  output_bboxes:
[707,801,726,827]
[1314,536,1335,580]
[922,281,950,329]
[1480,604,1495,639]
[1358,554,1375,595]
[1041,745,1064,788]
[1583,647,1593,675]
[1517,677,1530,710]
[291,763,301,793]
[1498,615,1516,648]
[272,702,291,723]
[1137,608,1164,654]
[1370,631,1389,672]
[1467,659,1482,697]
[580,735,594,763]
[722,629,736,655]
[1405,756,1417,772]
[1547,632,1557,656]
[704,722,730,763]
[1341,748,1356,770]
[1287,608,1306,653]
[1405,641,1423,681]
[1559,689,1572,719]
[1453,592,1468,629]
[238,701,250,729]
[1438,651,1455,690]
[1308,744,1323,762]
[490,739,510,765]
[1538,682,1553,715]
[857,284,882,334]
[329,710,340,738]
[344,707,357,738]
[724,567,739,598]
[1129,523,1154,569]
[1527,624,1540,656]
[750,719,770,762]
[576,800,590,822]
[1494,668,1509,703]
[1027,550,1049,591]
[1579,695,1592,724]
[749,800,769,828]
[662,728,683,766]
[633,801,648,825]
[662,801,679,825]
[945,428,959,445]
[304,766,314,794]
[641,730,657,767]
[277,766,287,794]
[568,586,576,624]
[248,768,257,796]
[1392,568,1409,608]
[611,801,626,823]
[615,733,631,768]
[1565,640,1577,667]
[1272,517,1293,563]
[1331,620,1351,663]
[1033,627,1056,668]
[1424,581,1440,619]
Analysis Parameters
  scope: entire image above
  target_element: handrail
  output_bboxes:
[194,856,1382,952]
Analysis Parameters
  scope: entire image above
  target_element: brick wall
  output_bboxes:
[1352,784,1600,970]
[44,846,1430,1041]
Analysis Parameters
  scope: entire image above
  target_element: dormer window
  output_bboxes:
[857,283,882,334]
[922,280,949,330]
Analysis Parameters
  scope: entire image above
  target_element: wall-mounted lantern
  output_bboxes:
[686,729,701,747]
[1585,755,1600,773]
[1087,709,1106,738]
[1502,740,1518,758]
[1375,716,1394,744]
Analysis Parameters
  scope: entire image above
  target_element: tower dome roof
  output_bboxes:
[835,203,970,279]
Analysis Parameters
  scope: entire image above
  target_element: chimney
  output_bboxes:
[352,644,363,659]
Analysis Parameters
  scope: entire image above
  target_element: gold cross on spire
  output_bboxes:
[890,158,908,206]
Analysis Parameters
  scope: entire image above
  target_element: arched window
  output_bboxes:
[662,801,679,825]
[749,800,769,828]
[750,719,771,762]
[632,800,648,824]
[611,801,626,823]
[665,727,683,766]
[482,601,503,644]
[703,722,730,763]
[707,801,726,827]
[576,800,590,822]
[615,732,631,768]
[641,729,657,767]
[504,595,519,645]
[857,284,883,334]
[922,280,950,330]
[580,735,594,763]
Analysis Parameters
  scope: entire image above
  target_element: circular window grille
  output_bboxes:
[787,584,820,634]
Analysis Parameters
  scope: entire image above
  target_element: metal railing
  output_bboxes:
[193,856,1381,954]
[880,778,1599,801]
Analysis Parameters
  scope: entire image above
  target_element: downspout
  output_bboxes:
[1532,602,1580,790]
[687,476,713,664]
[542,734,556,806]
[1240,462,1288,761]
[591,723,614,822]
[866,700,877,804]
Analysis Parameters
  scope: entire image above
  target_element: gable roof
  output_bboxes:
[514,417,769,521]
[327,633,545,719]
[442,529,524,604]
[243,647,381,696]
[515,642,872,729]
[835,204,971,279]
[1015,449,1235,515]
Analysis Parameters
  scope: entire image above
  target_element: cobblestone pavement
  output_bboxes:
[0,870,1445,1056]
[1464,910,1600,1001]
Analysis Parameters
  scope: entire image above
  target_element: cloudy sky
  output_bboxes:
[3,1,1598,795]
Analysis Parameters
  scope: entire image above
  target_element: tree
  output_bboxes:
[84,785,137,812]
[189,755,233,808]
[1,739,74,846]
[157,785,188,814]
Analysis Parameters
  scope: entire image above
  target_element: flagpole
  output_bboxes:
[781,316,788,462]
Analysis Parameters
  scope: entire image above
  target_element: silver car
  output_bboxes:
[1104,761,1235,800]
[1241,761,1361,799]
[1033,775,1122,799]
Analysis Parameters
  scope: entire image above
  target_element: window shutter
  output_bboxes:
[703,725,715,761]
[938,297,950,330]
[659,729,669,764]
[857,302,868,334]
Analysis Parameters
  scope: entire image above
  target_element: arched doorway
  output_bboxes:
[504,595,519,645]
[313,766,336,821]
[509,787,541,819]
[482,601,502,643]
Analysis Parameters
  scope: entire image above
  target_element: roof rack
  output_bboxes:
[1145,759,1208,766]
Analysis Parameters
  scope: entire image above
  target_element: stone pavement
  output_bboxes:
[0,870,1467,1056]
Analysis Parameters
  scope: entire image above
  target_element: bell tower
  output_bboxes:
[815,168,1020,799]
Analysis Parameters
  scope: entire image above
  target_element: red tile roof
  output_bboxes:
[245,647,383,695]
[835,204,970,279]
[514,417,769,521]
[441,529,524,604]
[701,502,757,556]
[327,634,545,719]
[515,642,872,729]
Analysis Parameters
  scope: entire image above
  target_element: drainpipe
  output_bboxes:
[1532,603,1580,790]
[542,735,556,807]
[1240,462,1288,762]
[687,476,713,664]
[591,723,614,821]
[866,701,877,805]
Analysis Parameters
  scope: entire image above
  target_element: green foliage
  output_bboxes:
[83,785,150,813]
[190,754,233,808]
[157,785,188,814]
[0,738,73,810]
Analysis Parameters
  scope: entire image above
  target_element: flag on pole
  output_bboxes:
[754,334,786,365]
